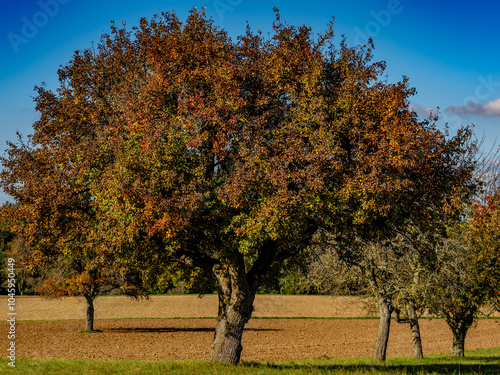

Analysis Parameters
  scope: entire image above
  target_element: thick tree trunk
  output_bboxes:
[209,265,256,365]
[84,295,95,331]
[407,302,423,359]
[451,326,467,357]
[373,295,392,361]
[443,305,477,358]
[368,265,394,362]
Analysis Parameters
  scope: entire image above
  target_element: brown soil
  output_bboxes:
[1,295,499,362]
[3,295,378,320]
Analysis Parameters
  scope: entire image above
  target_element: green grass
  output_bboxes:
[1,348,499,374]
[78,330,103,333]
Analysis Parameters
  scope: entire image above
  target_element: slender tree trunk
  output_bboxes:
[407,302,423,359]
[368,265,393,362]
[84,295,95,331]
[451,326,468,357]
[209,265,255,365]
[373,295,393,361]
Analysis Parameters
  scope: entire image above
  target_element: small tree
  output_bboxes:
[25,244,146,331]
[467,195,500,310]
[427,231,481,357]
[336,234,431,361]
[426,203,500,358]
[425,145,500,357]
[303,227,443,361]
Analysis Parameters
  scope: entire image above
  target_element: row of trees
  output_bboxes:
[293,200,500,360]
[0,8,498,365]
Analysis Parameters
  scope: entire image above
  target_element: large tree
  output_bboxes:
[0,8,477,364]
[92,10,326,363]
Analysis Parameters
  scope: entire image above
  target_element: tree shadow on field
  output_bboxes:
[105,327,282,333]
[105,327,215,333]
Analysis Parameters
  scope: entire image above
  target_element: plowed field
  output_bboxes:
[2,295,499,362]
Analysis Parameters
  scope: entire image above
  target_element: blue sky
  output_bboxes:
[1,0,500,203]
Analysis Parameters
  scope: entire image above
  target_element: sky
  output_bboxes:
[1,0,500,203]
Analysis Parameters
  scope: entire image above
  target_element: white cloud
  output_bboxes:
[445,98,500,117]
[408,102,437,118]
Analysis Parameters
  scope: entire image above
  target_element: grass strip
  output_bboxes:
[0,347,498,374]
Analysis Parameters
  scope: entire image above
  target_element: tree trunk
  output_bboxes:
[407,302,423,359]
[209,265,256,365]
[373,295,392,361]
[84,295,95,331]
[451,326,467,357]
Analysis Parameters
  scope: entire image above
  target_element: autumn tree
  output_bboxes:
[0,22,149,330]
[0,206,15,294]
[99,11,476,363]
[423,147,500,358]
[308,48,478,359]
[25,241,147,331]
[427,193,500,357]
[90,10,326,364]
[0,8,477,364]
[471,195,500,311]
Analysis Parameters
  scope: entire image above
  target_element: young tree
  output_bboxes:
[328,233,431,361]
[0,204,146,331]
[26,243,146,331]
[427,230,482,357]
[297,228,436,361]
[428,194,500,357]
[0,21,149,330]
